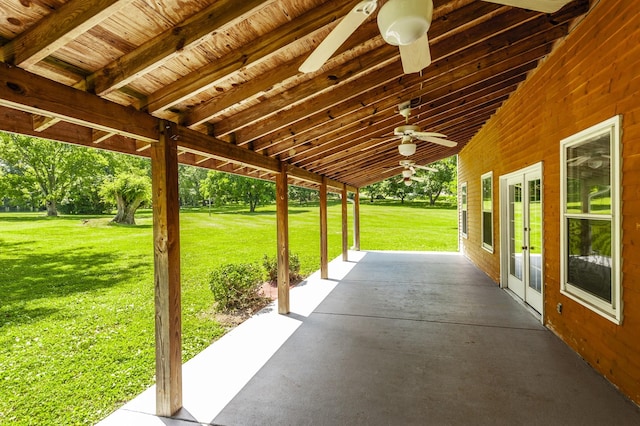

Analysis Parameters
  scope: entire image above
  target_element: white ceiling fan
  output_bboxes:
[299,0,573,74]
[394,103,456,156]
[567,152,610,169]
[387,160,435,186]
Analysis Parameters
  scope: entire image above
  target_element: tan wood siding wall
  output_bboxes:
[458,0,640,405]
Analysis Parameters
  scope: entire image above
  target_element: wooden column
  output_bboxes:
[276,162,290,314]
[320,177,328,279]
[341,184,348,261]
[151,120,182,416]
[354,188,361,251]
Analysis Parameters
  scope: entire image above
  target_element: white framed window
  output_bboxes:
[460,182,468,238]
[560,115,622,324]
[481,172,493,252]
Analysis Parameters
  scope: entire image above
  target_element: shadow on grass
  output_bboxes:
[0,239,150,328]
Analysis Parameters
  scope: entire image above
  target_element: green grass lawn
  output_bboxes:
[0,200,457,425]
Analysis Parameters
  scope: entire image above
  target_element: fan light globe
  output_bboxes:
[377,0,433,46]
[398,143,416,156]
[403,178,412,187]
[402,170,412,178]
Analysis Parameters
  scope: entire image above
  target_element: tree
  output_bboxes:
[99,172,151,224]
[0,133,107,216]
[178,165,208,207]
[412,157,457,206]
[382,177,410,203]
[200,171,275,212]
[288,186,317,204]
[200,170,232,207]
[362,181,384,202]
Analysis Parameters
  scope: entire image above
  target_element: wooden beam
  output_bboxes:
[0,106,143,156]
[211,44,398,137]
[0,62,159,143]
[32,115,61,132]
[354,189,360,251]
[148,0,359,115]
[2,0,134,68]
[342,184,348,262]
[92,129,115,144]
[89,0,268,96]
[151,120,182,417]
[176,126,279,173]
[320,177,328,279]
[276,162,290,314]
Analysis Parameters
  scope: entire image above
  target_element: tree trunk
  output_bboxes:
[46,199,58,216]
[429,189,442,206]
[111,194,143,225]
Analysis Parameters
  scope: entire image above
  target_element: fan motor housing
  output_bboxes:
[394,124,421,136]
[378,0,433,46]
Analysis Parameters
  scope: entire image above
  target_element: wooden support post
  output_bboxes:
[320,177,329,279]
[354,188,361,251]
[151,120,182,416]
[341,184,348,261]
[276,162,290,314]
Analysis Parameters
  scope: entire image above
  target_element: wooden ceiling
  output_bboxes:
[0,0,589,188]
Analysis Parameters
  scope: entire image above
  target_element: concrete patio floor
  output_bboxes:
[99,251,640,425]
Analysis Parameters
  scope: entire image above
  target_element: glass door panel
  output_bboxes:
[524,173,543,313]
[509,183,524,280]
[506,177,525,300]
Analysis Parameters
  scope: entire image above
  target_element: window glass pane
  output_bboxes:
[566,134,610,214]
[566,218,612,302]
[509,183,523,280]
[461,210,467,235]
[482,176,492,211]
[461,185,467,208]
[482,211,492,247]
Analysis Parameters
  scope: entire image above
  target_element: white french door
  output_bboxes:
[502,164,543,314]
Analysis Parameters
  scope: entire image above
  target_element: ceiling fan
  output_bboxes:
[388,160,435,186]
[567,152,610,169]
[299,0,573,74]
[393,103,456,156]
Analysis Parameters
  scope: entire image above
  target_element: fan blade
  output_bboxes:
[567,156,588,166]
[411,176,426,183]
[411,131,447,139]
[399,33,431,74]
[418,136,457,148]
[299,0,377,73]
[409,166,416,174]
[482,0,571,13]
[414,164,437,172]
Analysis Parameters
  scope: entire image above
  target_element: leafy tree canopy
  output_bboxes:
[0,133,108,215]
[200,171,275,212]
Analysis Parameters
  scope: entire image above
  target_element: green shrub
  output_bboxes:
[209,263,267,312]
[262,252,302,285]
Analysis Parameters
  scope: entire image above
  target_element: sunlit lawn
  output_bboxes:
[0,200,457,425]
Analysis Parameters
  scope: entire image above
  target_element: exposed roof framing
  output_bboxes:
[0,0,590,188]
